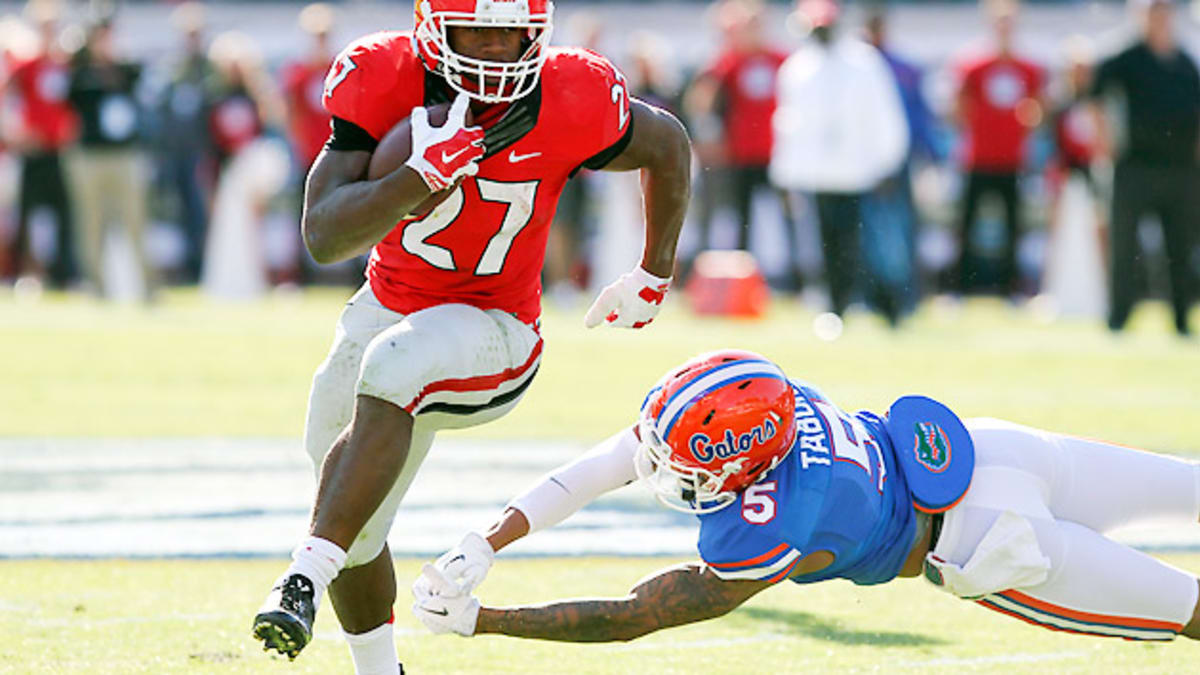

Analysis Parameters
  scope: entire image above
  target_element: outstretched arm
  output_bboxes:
[474,562,770,642]
[417,427,640,596]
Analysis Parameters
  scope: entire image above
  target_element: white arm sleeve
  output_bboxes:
[507,426,639,534]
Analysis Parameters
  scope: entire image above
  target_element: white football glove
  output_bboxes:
[411,563,480,637]
[404,93,485,192]
[584,266,672,329]
[423,531,495,595]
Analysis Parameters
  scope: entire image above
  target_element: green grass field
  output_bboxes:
[4,556,1200,674]
[1,290,1199,673]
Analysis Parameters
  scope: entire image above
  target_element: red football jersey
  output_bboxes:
[323,32,631,323]
[9,53,77,150]
[956,53,1043,171]
[705,47,787,167]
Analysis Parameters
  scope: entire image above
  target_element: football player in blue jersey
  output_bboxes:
[412,349,1200,643]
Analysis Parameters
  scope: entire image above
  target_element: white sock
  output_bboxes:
[283,536,347,607]
[344,620,399,675]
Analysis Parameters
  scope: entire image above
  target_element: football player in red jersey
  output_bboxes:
[251,0,691,671]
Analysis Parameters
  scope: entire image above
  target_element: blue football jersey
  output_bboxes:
[697,381,916,586]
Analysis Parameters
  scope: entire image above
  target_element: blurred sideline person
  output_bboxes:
[281,3,339,284]
[283,3,335,183]
[769,0,908,323]
[201,31,290,301]
[412,349,1200,645]
[685,0,798,289]
[1089,0,1199,336]
[67,12,156,301]
[541,11,603,305]
[862,7,943,317]
[6,0,78,288]
[155,1,218,284]
[250,0,690,672]
[950,0,1044,298]
[1041,35,1106,319]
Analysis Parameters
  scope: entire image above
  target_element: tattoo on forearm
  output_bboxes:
[476,563,767,643]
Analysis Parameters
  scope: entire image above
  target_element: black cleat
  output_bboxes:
[252,574,316,661]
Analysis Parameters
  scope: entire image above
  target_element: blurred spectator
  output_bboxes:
[156,1,218,283]
[769,0,908,323]
[202,31,290,300]
[686,0,798,288]
[543,11,604,303]
[950,0,1044,297]
[67,13,156,301]
[861,5,942,319]
[280,3,336,286]
[1049,38,1099,191]
[281,3,333,178]
[627,30,681,113]
[1041,35,1106,319]
[6,0,78,288]
[1089,0,1198,336]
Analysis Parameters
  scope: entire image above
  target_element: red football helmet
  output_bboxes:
[635,350,797,514]
[413,0,554,103]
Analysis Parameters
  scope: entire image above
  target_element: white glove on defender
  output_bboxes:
[411,564,480,637]
[404,94,485,192]
[415,531,495,596]
[584,266,672,329]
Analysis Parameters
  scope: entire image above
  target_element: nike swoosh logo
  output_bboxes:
[508,150,542,163]
[441,146,472,164]
[448,554,466,565]
[423,607,450,617]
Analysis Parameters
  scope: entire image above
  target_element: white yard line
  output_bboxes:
[4,439,1200,558]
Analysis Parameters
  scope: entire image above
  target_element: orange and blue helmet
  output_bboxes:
[636,350,797,514]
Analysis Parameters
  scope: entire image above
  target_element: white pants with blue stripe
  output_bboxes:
[931,418,1200,640]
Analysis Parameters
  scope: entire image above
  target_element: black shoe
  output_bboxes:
[253,574,316,661]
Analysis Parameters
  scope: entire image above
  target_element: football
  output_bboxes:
[367,101,475,218]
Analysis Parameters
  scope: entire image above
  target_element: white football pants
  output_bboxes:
[931,418,1200,640]
[304,284,542,567]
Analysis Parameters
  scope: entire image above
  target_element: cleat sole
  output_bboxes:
[252,614,311,660]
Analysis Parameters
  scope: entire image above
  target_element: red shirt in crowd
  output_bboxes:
[956,53,1043,171]
[705,47,787,167]
[9,52,77,151]
[1053,100,1095,170]
[282,59,333,167]
[210,89,262,158]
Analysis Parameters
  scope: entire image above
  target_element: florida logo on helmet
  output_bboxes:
[688,417,779,463]
[634,349,799,514]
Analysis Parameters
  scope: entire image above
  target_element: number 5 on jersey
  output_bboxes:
[402,179,539,276]
[742,482,777,524]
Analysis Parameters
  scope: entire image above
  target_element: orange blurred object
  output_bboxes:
[685,250,770,318]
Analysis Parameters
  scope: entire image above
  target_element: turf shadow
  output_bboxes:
[738,607,948,647]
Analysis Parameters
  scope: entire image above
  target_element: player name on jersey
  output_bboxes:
[795,395,832,470]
